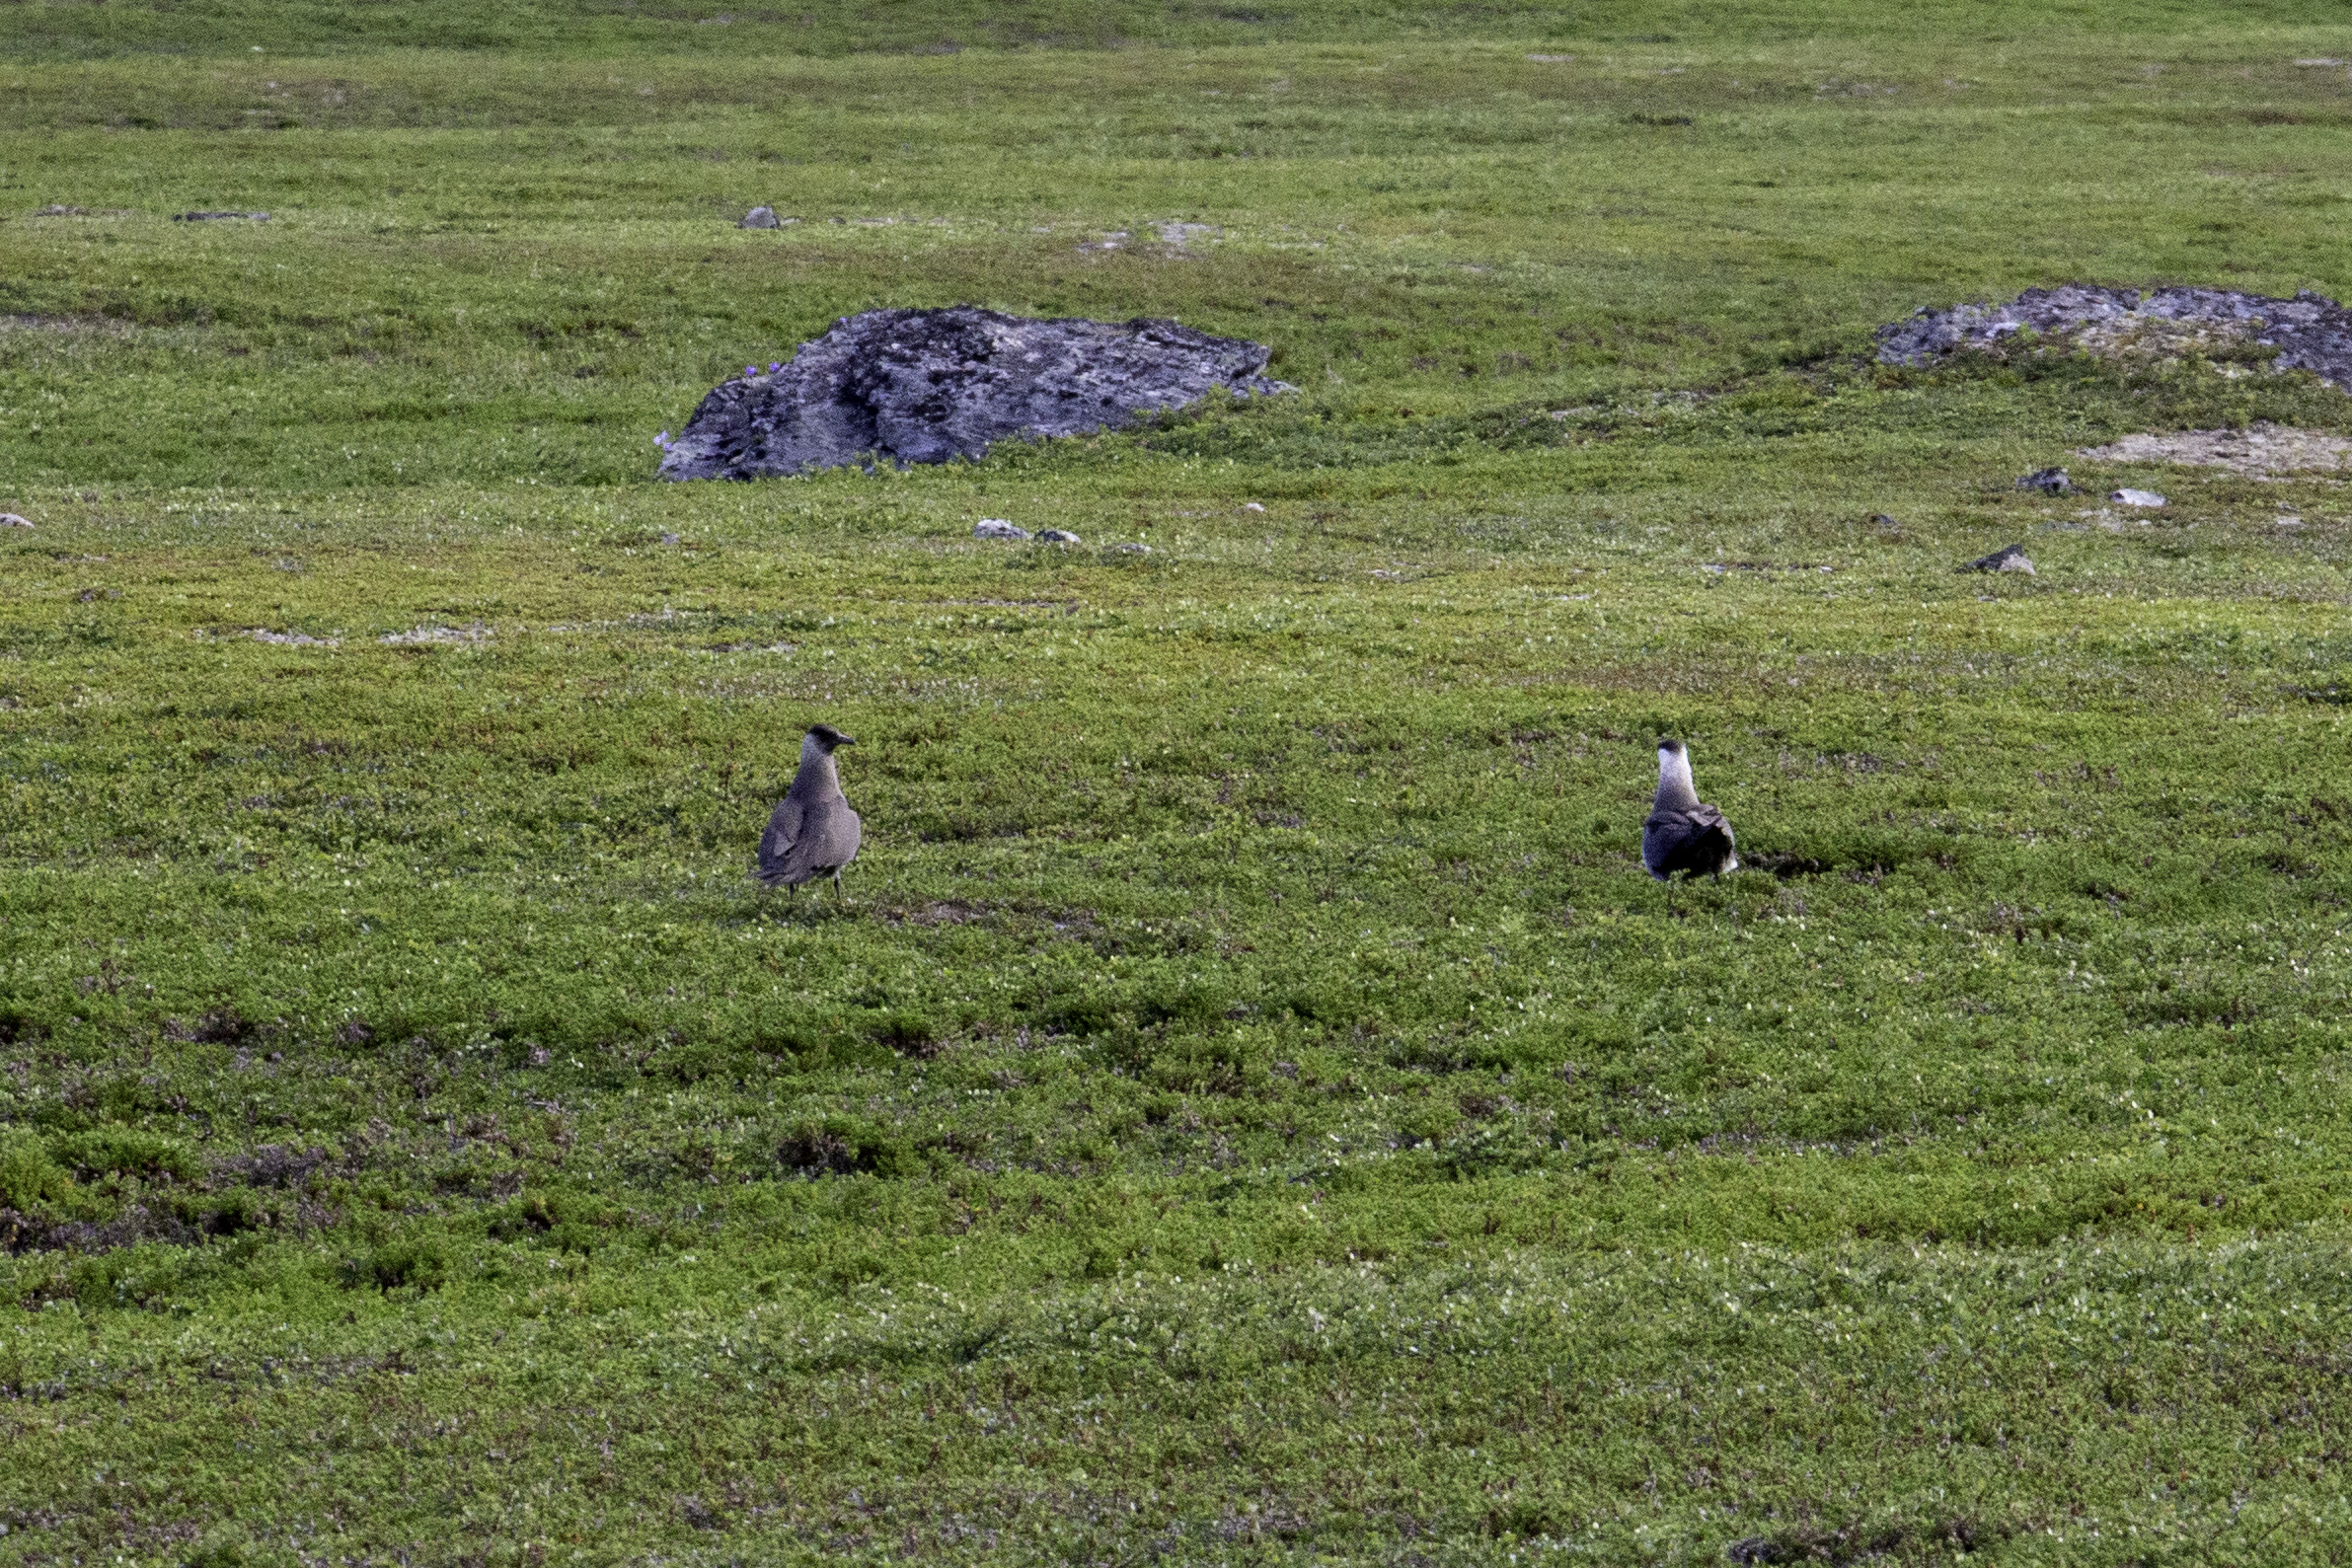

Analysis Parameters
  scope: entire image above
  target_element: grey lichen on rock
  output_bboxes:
[658,306,1292,482]
[1877,283,2352,387]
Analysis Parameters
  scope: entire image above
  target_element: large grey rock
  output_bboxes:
[658,306,1292,481]
[1879,283,2140,362]
[973,519,1030,541]
[738,205,782,229]
[1876,283,2352,386]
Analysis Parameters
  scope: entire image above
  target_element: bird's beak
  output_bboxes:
[835,734,857,747]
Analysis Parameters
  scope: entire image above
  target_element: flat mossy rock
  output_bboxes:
[1876,283,2352,386]
[659,306,1291,481]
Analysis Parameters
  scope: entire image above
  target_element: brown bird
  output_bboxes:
[1642,737,1736,905]
[757,723,863,904]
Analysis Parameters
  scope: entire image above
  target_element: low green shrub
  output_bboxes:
[46,1128,203,1186]
[0,1127,71,1213]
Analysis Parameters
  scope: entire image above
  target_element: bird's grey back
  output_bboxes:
[1643,805,1736,880]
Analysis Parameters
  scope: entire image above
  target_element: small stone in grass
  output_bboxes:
[2109,487,2166,507]
[738,205,782,229]
[0,513,31,529]
[974,518,1030,541]
[2015,467,2074,494]
[1108,542,1152,556]
[1035,528,1083,544]
[1243,501,1265,512]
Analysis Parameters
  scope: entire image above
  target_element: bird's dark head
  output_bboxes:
[805,723,856,753]
[1656,737,1687,758]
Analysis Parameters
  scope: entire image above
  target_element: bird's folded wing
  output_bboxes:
[759,797,805,864]
[1645,803,1733,836]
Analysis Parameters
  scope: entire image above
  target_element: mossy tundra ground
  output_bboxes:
[3,2,2352,1562]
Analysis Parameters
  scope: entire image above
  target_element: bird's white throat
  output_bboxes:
[1655,746,1697,800]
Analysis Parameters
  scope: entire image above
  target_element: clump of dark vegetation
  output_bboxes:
[1726,1513,2005,1564]
[777,1119,905,1178]
[338,1237,448,1294]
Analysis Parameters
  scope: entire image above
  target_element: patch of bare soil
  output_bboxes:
[887,900,988,928]
[2077,421,2352,475]
[0,313,133,337]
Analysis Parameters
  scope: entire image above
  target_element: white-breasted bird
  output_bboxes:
[1642,737,1737,896]
[757,723,863,903]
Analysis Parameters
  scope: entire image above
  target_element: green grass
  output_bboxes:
[2,0,2346,61]
[5,6,2352,1563]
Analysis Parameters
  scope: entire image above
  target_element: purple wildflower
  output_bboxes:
[769,361,783,373]
[746,364,758,377]
[654,431,671,448]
